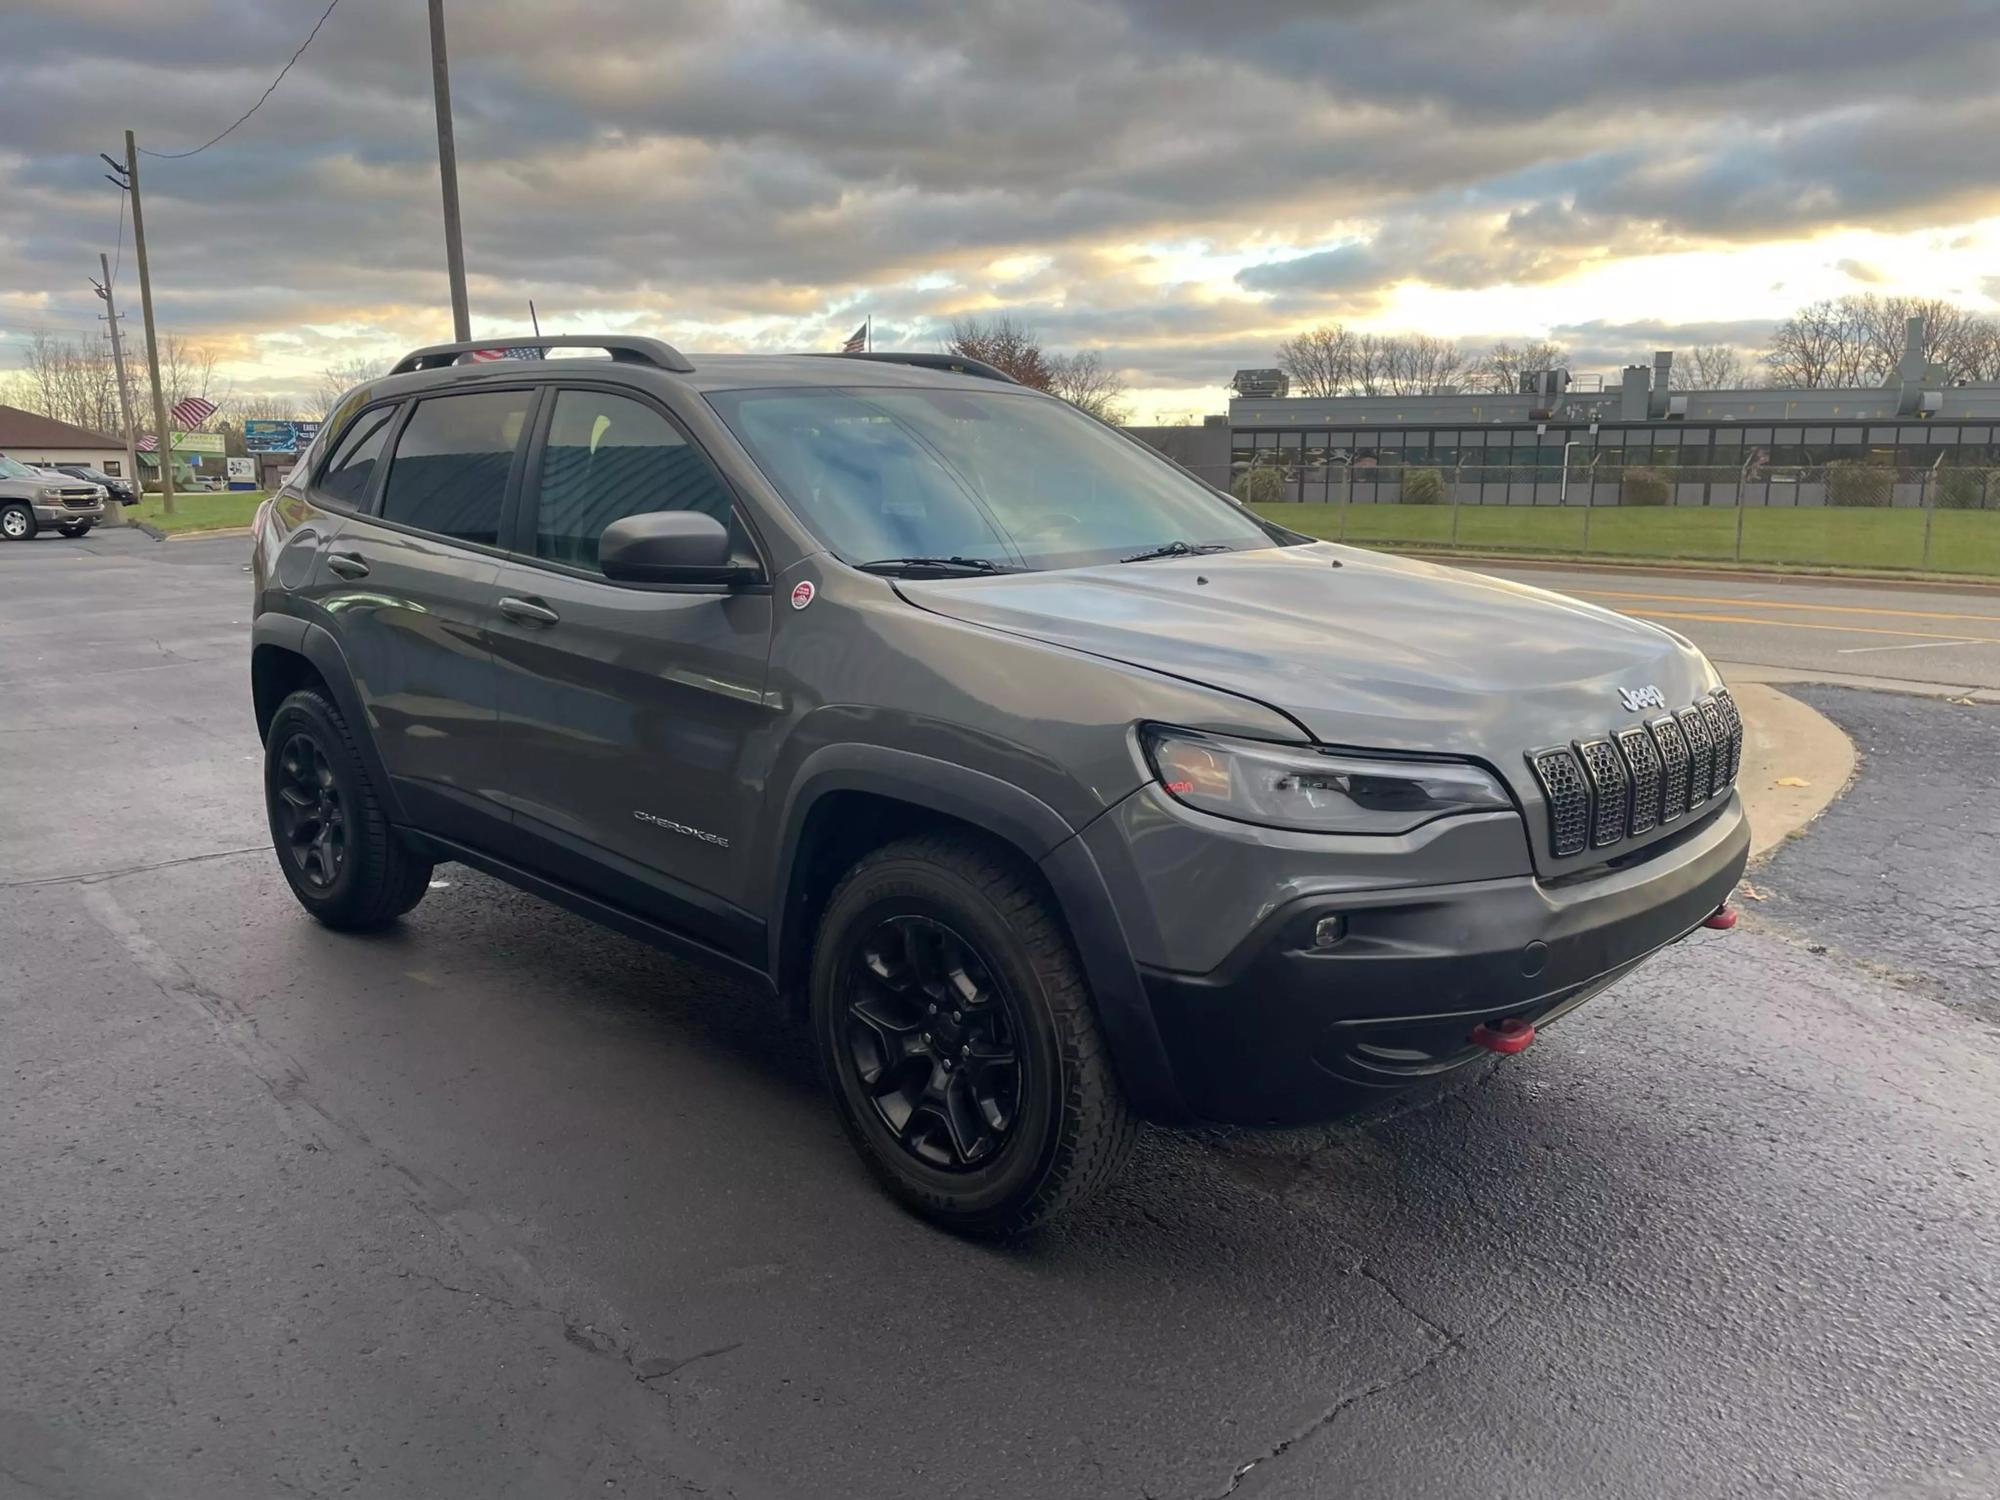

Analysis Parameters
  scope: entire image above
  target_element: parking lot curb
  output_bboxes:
[1718,660,2000,707]
[163,526,252,541]
[1730,682,1857,863]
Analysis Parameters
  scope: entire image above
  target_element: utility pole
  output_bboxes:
[119,132,176,517]
[91,252,140,527]
[427,0,471,340]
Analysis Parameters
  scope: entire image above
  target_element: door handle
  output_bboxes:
[498,595,561,627]
[325,550,369,580]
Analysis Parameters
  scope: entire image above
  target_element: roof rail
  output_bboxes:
[389,335,694,376]
[814,351,1020,386]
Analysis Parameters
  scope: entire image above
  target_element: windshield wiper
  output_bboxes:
[856,555,1016,577]
[1119,540,1231,564]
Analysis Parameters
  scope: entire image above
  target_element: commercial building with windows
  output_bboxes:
[1219,320,2000,510]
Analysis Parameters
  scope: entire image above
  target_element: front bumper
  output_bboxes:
[33,500,105,525]
[1135,793,1750,1125]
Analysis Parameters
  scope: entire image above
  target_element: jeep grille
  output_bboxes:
[1528,690,1741,860]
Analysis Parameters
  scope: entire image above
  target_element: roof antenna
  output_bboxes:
[528,299,541,336]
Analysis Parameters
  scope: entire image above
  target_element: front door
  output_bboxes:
[313,387,537,848]
[487,385,774,956]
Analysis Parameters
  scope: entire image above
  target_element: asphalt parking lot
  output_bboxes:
[4,530,1998,1499]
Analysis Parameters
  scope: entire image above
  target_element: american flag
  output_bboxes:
[169,396,218,429]
[840,321,868,354]
[467,346,547,362]
[137,434,156,452]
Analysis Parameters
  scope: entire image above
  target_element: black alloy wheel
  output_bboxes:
[810,833,1138,1236]
[273,731,346,891]
[262,686,431,930]
[842,914,1023,1171]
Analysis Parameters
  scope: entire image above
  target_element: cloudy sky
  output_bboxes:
[5,0,1998,420]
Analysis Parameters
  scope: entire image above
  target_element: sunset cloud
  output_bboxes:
[3,0,1995,418]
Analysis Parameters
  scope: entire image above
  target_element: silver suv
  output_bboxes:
[250,335,1748,1235]
[0,454,107,539]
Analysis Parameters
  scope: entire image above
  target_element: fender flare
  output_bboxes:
[251,613,407,826]
[770,744,1189,1122]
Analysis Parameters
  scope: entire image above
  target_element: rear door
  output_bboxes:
[486,382,774,953]
[314,385,539,848]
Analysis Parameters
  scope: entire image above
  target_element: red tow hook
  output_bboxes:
[1702,902,1738,931]
[1469,1017,1536,1054]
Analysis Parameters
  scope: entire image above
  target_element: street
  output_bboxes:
[1485,562,2000,696]
[3,530,1998,1499]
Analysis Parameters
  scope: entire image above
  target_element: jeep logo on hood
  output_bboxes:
[1618,684,1668,712]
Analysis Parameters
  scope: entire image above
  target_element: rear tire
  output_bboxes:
[264,687,433,930]
[810,833,1138,1237]
[0,504,34,541]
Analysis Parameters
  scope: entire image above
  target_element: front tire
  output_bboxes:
[0,504,34,541]
[810,834,1138,1237]
[263,687,432,930]
[58,521,93,538]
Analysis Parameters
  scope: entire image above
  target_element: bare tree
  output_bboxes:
[1274,325,1466,397]
[1469,340,1570,395]
[1274,323,1355,398]
[234,393,307,423]
[13,329,122,434]
[149,333,229,423]
[1671,344,1754,390]
[1854,295,1996,383]
[1045,350,1129,424]
[943,315,1052,390]
[1761,300,1865,388]
[1382,333,1468,395]
[1958,319,2000,383]
[1347,332,1391,396]
[311,357,382,419]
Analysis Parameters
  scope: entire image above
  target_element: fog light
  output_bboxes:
[1313,915,1346,949]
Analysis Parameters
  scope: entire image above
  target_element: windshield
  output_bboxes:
[0,455,44,480]
[707,386,1279,571]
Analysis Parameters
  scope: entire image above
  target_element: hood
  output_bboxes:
[896,542,1715,766]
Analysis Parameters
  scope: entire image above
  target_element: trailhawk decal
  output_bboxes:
[791,580,815,610]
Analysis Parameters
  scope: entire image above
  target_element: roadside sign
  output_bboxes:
[227,457,256,480]
[244,419,322,454]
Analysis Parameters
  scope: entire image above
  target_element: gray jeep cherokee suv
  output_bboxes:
[251,335,1748,1235]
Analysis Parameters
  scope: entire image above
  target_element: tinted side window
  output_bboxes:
[532,390,733,571]
[316,406,397,506]
[379,390,533,546]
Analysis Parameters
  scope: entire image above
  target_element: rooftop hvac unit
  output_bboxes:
[1232,368,1291,399]
[1518,369,1571,400]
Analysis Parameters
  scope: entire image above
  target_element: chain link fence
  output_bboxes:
[1196,461,2000,575]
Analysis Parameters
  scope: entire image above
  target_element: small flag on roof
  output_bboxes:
[137,434,157,452]
[169,396,218,429]
[467,346,546,362]
[840,321,868,354]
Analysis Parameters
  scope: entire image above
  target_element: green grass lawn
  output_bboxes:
[1252,502,2000,577]
[127,490,266,534]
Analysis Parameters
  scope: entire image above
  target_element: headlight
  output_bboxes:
[1142,726,1512,835]
[38,485,64,500]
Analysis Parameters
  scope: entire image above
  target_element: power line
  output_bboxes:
[139,0,342,160]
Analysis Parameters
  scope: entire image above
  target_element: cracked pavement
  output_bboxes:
[3,531,1998,1498]
[1752,685,2000,1022]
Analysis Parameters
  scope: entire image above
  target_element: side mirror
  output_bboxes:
[598,511,752,585]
